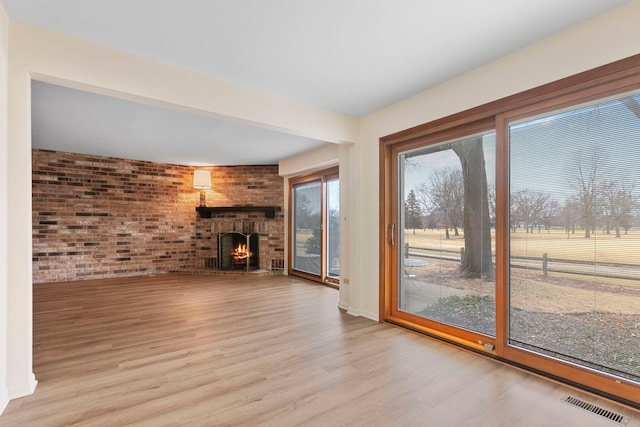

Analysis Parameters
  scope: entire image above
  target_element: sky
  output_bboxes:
[402,132,495,199]
[401,92,640,208]
[509,95,640,203]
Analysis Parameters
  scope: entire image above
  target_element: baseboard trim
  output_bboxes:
[8,373,37,400]
[359,310,379,322]
[346,307,379,322]
[0,387,8,416]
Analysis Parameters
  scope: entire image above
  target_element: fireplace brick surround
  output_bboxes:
[32,149,285,284]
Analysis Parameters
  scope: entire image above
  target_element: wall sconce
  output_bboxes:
[193,169,212,207]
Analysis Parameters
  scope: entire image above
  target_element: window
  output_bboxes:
[292,180,322,276]
[289,167,340,285]
[396,130,496,340]
[381,54,640,405]
[507,91,640,383]
[326,177,341,282]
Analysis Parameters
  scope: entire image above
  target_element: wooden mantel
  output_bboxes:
[196,206,281,219]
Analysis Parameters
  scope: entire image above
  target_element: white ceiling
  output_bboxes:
[30,81,327,166]
[3,0,633,165]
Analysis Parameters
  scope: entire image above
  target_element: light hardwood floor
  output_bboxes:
[1,274,638,426]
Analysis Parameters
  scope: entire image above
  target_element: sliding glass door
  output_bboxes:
[290,168,340,285]
[292,180,322,276]
[381,56,640,404]
[390,125,497,347]
[507,92,640,383]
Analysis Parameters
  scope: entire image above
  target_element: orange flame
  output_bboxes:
[231,243,252,261]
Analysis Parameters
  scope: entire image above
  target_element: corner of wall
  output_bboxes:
[0,387,8,416]
[0,0,10,416]
[7,373,36,400]
[5,6,38,408]
[346,307,379,322]
[278,143,340,177]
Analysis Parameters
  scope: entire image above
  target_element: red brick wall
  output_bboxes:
[32,149,284,283]
[193,165,285,272]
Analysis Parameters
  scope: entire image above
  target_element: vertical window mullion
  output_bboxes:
[494,112,510,355]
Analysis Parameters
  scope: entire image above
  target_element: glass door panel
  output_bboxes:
[326,178,340,280]
[398,131,496,337]
[383,61,640,403]
[292,180,322,276]
[508,91,640,382]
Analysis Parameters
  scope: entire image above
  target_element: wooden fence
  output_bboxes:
[404,243,640,281]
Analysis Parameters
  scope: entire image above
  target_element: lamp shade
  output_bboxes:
[193,170,212,190]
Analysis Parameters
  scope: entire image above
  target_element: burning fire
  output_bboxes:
[231,243,253,262]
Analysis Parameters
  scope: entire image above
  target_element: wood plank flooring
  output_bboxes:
[1,274,638,426]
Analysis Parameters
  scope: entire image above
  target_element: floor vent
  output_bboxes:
[562,395,628,426]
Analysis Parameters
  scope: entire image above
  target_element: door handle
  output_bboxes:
[391,223,395,246]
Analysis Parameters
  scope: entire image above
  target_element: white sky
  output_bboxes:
[401,93,640,207]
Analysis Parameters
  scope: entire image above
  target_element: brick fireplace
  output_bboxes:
[32,149,285,283]
[194,215,284,273]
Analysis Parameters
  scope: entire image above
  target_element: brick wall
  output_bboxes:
[193,165,285,272]
[32,149,284,283]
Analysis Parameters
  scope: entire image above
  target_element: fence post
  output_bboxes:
[404,243,409,258]
[460,247,465,265]
[543,253,548,277]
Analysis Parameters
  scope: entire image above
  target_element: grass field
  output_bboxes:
[403,228,640,264]
[401,227,640,381]
[401,227,640,315]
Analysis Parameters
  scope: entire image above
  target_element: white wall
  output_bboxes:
[350,1,640,320]
[7,19,37,401]
[278,142,354,311]
[0,0,9,415]
[3,0,640,410]
[279,143,341,177]
[279,143,341,278]
[284,2,640,321]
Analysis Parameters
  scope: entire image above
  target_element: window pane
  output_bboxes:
[399,131,496,336]
[293,181,322,275]
[508,91,640,381]
[327,178,340,279]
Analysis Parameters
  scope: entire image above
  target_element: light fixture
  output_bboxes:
[193,169,212,207]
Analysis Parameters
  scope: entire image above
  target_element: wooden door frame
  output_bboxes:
[379,53,640,407]
[288,166,340,286]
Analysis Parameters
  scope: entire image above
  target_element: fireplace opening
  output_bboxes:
[218,232,259,271]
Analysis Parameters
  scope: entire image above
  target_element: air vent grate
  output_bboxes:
[562,396,628,426]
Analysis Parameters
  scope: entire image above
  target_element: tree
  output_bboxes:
[295,194,313,226]
[451,137,493,278]
[416,167,463,239]
[541,199,559,232]
[404,189,422,234]
[570,149,602,238]
[617,96,640,234]
[305,227,321,255]
[510,189,549,233]
[561,199,580,237]
[327,207,340,268]
[295,193,321,254]
[487,184,496,227]
[425,212,438,230]
[601,178,636,237]
[600,179,615,235]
